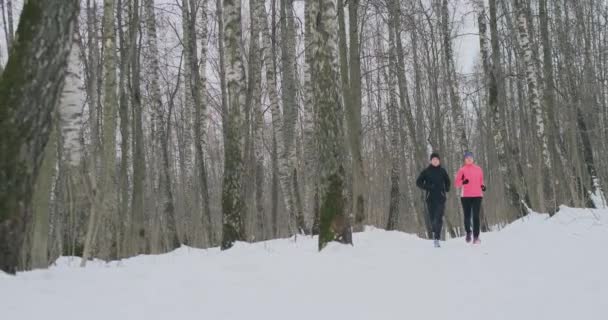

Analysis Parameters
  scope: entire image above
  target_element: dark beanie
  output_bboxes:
[430,152,440,160]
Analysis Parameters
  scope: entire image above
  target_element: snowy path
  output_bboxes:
[1,207,607,320]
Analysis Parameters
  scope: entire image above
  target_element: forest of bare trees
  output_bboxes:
[1,0,607,274]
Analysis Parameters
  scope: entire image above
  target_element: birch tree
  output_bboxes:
[513,0,553,213]
[144,0,180,249]
[261,0,298,235]
[486,0,530,217]
[83,0,118,264]
[315,0,352,250]
[221,0,246,249]
[247,0,265,241]
[0,0,79,274]
[441,0,468,153]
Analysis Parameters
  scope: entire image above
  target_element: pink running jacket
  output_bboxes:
[455,164,484,198]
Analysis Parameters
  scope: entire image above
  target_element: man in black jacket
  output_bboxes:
[416,152,451,247]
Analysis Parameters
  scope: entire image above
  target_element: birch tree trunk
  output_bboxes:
[0,0,79,274]
[185,0,215,246]
[279,0,306,234]
[390,0,423,165]
[316,0,352,250]
[248,0,265,241]
[198,0,215,245]
[83,0,118,264]
[389,0,427,233]
[144,0,180,249]
[86,0,100,164]
[216,0,228,138]
[346,0,366,230]
[221,0,246,249]
[441,0,468,153]
[486,0,529,217]
[4,0,13,49]
[386,25,402,231]
[28,30,87,269]
[513,0,554,213]
[303,0,320,234]
[28,126,57,270]
[261,1,297,235]
[538,0,576,207]
[129,0,146,255]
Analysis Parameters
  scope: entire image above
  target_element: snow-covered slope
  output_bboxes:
[1,206,607,320]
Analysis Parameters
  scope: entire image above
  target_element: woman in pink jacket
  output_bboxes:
[455,151,486,244]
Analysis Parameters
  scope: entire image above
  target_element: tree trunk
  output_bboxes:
[346,0,366,230]
[83,0,118,264]
[116,0,130,259]
[280,0,305,234]
[316,0,352,250]
[486,0,529,217]
[0,0,79,274]
[441,0,469,153]
[221,0,247,250]
[385,22,403,231]
[303,0,319,235]
[128,0,146,255]
[248,0,265,241]
[5,0,13,49]
[513,0,554,213]
[145,0,180,249]
[261,2,298,236]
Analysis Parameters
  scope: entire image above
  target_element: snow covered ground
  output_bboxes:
[1,206,607,320]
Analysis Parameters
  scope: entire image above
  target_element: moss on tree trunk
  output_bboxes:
[0,0,79,274]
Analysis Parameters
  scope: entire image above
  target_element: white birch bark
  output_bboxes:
[513,0,553,212]
[60,32,85,166]
[221,0,246,249]
[316,0,351,250]
[260,1,297,234]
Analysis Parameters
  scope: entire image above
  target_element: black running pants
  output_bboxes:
[461,197,482,238]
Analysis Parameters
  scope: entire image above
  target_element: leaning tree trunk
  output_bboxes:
[315,0,352,250]
[0,0,79,274]
[29,30,87,270]
[27,127,57,271]
[4,0,14,49]
[221,0,247,250]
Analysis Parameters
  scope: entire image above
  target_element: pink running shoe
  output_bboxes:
[473,238,481,244]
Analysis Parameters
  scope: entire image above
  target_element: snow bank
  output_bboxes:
[1,207,606,320]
